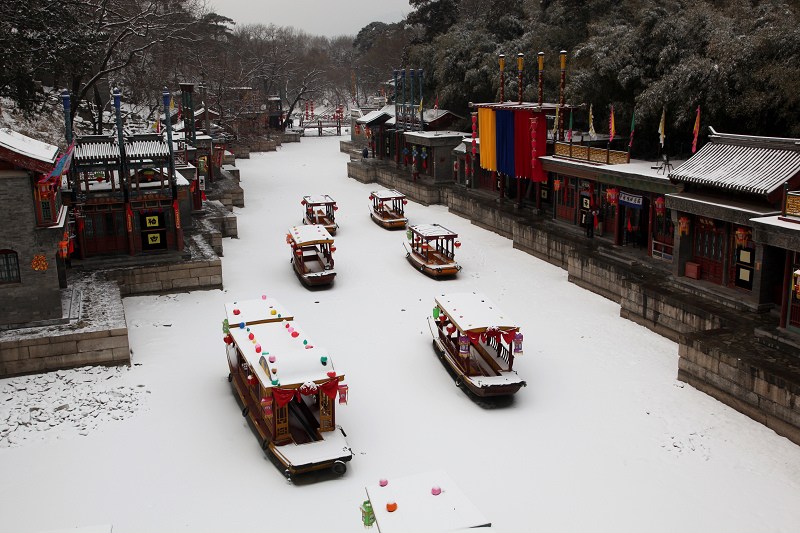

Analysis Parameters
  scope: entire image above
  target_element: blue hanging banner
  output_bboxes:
[619,191,643,209]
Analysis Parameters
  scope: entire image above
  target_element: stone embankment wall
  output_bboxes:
[0,328,130,377]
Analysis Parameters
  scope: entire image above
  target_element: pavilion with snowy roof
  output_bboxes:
[665,127,800,325]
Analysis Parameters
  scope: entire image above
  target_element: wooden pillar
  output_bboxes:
[781,251,792,329]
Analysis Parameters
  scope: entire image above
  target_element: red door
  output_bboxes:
[84,211,127,255]
[692,222,725,284]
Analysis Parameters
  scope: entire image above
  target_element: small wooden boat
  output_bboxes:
[288,224,336,287]
[369,189,408,229]
[302,195,338,234]
[224,297,352,479]
[428,293,526,397]
[404,223,461,277]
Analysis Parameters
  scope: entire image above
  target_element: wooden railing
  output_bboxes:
[486,336,510,368]
[554,142,629,165]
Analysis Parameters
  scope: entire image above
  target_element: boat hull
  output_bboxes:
[370,212,407,230]
[406,251,460,277]
[293,263,336,286]
[432,338,525,397]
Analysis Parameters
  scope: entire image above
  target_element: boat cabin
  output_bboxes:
[223,297,351,478]
[287,224,336,286]
[404,223,461,277]
[369,189,408,229]
[429,293,525,396]
[302,194,338,234]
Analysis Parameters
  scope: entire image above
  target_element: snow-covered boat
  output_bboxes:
[302,194,338,234]
[287,224,336,287]
[404,223,461,277]
[224,297,352,478]
[369,189,408,229]
[428,293,526,397]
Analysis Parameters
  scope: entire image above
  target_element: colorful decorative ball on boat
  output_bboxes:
[379,478,388,487]
[431,485,441,496]
[386,501,397,512]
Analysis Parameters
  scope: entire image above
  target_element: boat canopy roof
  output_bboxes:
[224,298,293,325]
[434,293,518,333]
[227,315,338,388]
[303,194,335,205]
[290,224,333,246]
[371,189,406,201]
[410,223,457,239]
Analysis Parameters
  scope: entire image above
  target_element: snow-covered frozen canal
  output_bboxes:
[2,134,800,532]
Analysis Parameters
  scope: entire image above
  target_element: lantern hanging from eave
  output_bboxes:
[553,179,562,192]
[338,383,349,404]
[794,269,800,297]
[361,500,376,528]
[678,216,690,236]
[606,187,619,205]
[246,374,257,386]
[261,397,273,417]
[655,196,665,215]
[458,335,470,357]
[513,332,523,355]
[735,227,750,248]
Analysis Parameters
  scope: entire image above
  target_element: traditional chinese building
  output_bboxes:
[667,128,800,312]
[0,128,68,327]
[62,88,187,259]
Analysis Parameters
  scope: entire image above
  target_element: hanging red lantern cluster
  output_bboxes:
[654,196,665,215]
[735,227,750,248]
[606,187,619,205]
[678,216,690,236]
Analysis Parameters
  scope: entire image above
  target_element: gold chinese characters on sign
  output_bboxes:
[786,193,800,218]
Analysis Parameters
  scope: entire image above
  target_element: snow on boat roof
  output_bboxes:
[0,128,59,165]
[371,189,406,200]
[224,298,293,325]
[365,470,490,532]
[270,426,351,465]
[290,225,333,245]
[410,223,456,239]
[229,319,337,388]
[303,194,335,205]
[435,293,518,333]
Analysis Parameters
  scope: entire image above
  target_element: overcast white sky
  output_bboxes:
[212,0,411,38]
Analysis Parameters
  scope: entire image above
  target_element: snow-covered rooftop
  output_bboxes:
[303,194,335,205]
[289,224,333,245]
[365,470,490,532]
[0,127,59,165]
[410,223,457,239]
[371,189,405,201]
[435,293,517,333]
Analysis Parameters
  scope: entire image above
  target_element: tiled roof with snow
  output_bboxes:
[0,128,59,164]
[669,128,800,197]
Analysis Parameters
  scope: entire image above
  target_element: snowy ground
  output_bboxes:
[2,134,800,532]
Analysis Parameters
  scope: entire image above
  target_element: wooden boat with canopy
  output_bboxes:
[302,194,338,234]
[224,297,352,479]
[287,224,336,287]
[369,189,408,229]
[404,224,462,277]
[428,293,525,397]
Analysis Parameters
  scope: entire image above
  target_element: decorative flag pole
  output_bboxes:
[517,53,524,105]
[692,106,701,153]
[537,52,544,106]
[499,54,505,103]
[627,108,635,163]
[658,108,666,150]
[607,106,615,164]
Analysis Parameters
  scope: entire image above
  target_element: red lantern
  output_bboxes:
[454,241,461,248]
[338,383,349,404]
[369,195,374,200]
[606,187,619,205]
[679,216,690,236]
[330,245,336,253]
[553,179,562,191]
[333,205,338,211]
[402,199,408,205]
[262,399,273,417]
[655,196,665,215]
[735,227,750,247]
[246,374,257,386]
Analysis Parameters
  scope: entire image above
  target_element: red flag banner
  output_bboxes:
[692,106,701,153]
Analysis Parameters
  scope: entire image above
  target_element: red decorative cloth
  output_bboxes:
[272,387,298,407]
[318,379,339,400]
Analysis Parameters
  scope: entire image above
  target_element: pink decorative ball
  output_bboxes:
[379,478,388,487]
[431,485,441,496]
